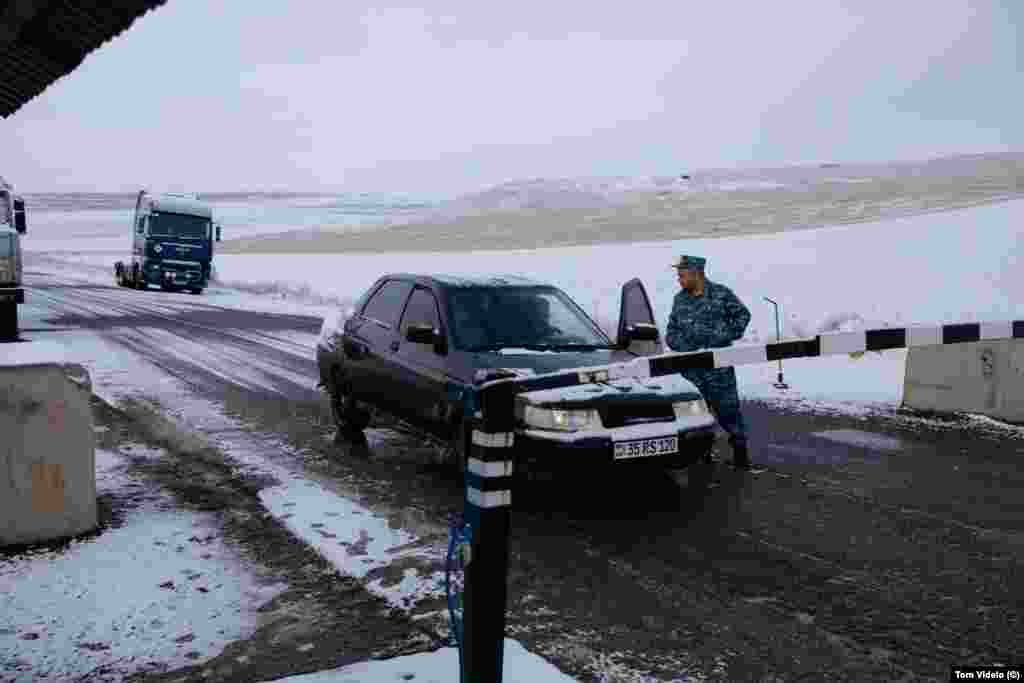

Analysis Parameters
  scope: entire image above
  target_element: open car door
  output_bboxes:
[617,278,663,355]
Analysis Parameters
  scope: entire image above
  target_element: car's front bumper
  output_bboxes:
[514,417,718,470]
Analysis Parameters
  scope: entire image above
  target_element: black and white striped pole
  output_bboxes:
[478,320,1024,407]
[461,381,518,683]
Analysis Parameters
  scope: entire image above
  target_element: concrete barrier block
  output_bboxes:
[902,339,1024,424]
[1,360,97,546]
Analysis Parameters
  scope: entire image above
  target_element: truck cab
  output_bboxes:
[115,190,221,294]
[0,177,27,341]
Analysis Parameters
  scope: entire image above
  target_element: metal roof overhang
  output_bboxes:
[0,0,167,118]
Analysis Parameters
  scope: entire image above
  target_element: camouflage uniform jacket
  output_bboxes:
[666,280,751,353]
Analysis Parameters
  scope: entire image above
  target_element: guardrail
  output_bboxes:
[458,319,1024,682]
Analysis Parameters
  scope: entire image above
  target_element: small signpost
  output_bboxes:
[763,297,789,389]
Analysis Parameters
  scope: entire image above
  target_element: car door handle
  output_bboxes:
[390,340,400,352]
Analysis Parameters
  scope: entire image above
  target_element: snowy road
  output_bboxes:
[11,268,1024,682]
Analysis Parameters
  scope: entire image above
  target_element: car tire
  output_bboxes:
[190,288,203,295]
[330,369,371,437]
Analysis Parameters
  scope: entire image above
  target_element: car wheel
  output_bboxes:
[190,288,203,295]
[330,369,370,436]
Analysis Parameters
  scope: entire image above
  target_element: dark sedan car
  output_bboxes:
[316,273,717,473]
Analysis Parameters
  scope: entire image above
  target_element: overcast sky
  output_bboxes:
[2,1,1020,195]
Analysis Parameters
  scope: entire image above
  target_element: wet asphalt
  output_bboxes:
[17,271,1024,682]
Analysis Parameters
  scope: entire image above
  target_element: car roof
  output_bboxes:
[385,273,550,289]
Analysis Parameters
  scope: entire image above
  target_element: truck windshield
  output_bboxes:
[149,212,210,240]
[446,286,613,352]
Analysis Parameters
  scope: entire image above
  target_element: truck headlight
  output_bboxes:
[672,399,709,418]
[521,405,602,432]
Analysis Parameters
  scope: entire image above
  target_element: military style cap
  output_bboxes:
[670,254,706,272]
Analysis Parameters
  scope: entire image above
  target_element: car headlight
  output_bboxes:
[522,405,601,432]
[672,399,709,418]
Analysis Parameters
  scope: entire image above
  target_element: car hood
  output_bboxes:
[470,348,624,376]
[467,348,703,403]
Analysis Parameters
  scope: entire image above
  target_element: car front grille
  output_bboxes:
[600,403,676,428]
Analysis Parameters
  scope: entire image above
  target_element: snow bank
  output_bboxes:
[269,639,578,683]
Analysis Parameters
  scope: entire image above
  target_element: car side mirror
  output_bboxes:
[215,224,222,242]
[623,322,659,342]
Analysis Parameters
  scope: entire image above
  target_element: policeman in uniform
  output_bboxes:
[666,255,753,469]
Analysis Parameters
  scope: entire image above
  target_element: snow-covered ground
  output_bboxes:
[24,198,1024,409]
[267,639,578,683]
[0,446,287,682]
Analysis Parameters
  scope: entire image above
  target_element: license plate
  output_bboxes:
[613,435,678,460]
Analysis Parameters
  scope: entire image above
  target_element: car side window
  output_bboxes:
[361,280,413,329]
[399,287,441,340]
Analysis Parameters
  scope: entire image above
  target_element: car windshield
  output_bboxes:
[149,212,210,240]
[446,286,613,352]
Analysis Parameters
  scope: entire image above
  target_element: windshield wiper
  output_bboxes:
[512,343,611,351]
[465,343,515,352]
[466,343,612,352]
[547,344,612,351]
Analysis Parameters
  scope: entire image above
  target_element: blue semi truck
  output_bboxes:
[115,190,221,294]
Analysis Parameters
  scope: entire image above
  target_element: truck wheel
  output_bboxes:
[330,370,370,438]
[0,301,17,341]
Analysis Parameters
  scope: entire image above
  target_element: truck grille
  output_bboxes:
[600,403,676,428]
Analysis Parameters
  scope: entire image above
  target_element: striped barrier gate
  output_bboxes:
[460,319,1024,682]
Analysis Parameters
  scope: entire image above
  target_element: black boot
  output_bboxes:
[731,444,751,469]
